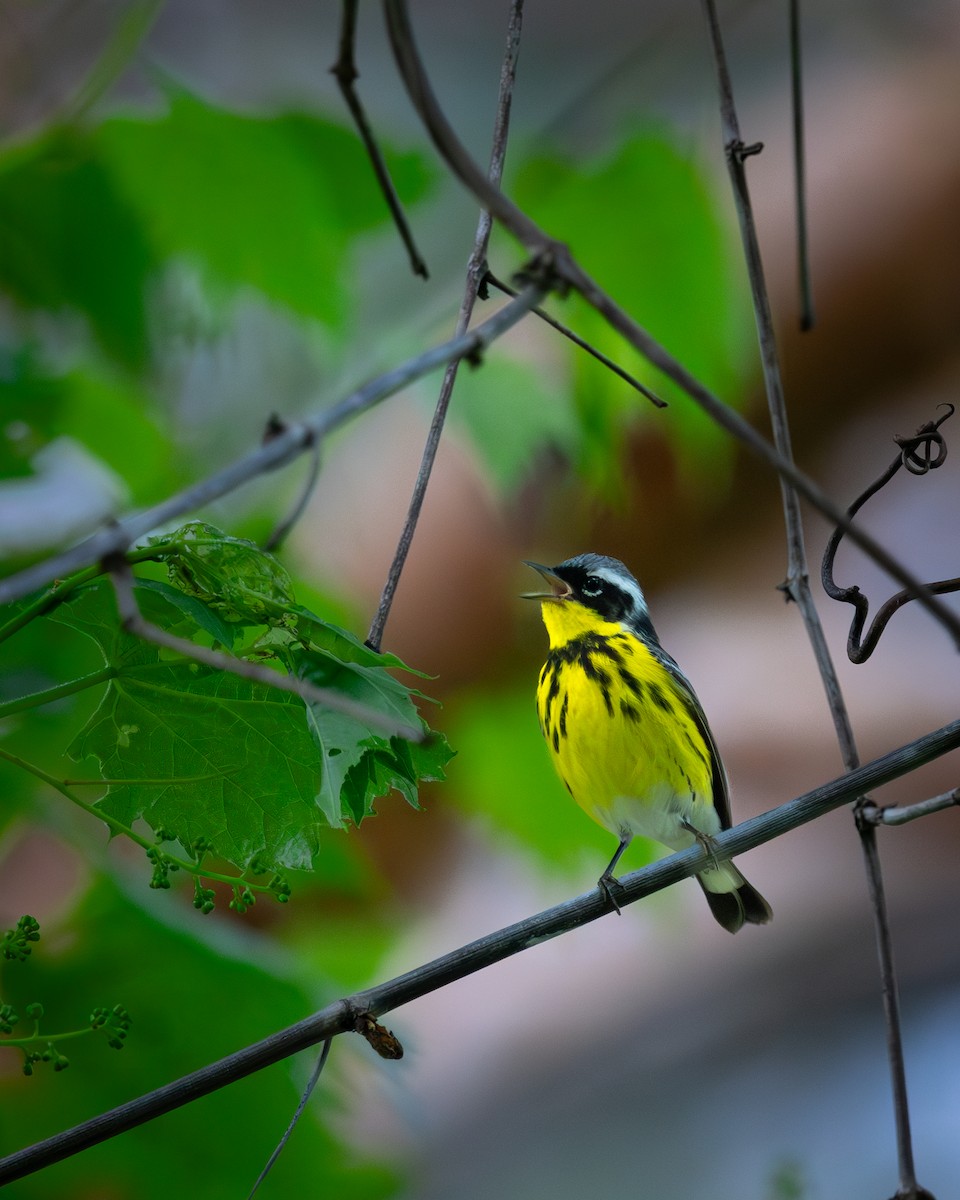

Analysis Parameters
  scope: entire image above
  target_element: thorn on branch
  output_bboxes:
[262,413,288,443]
[821,405,960,663]
[730,139,764,163]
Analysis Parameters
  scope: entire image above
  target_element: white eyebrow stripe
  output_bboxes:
[590,565,648,620]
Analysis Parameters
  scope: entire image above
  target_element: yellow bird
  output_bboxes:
[525,553,771,933]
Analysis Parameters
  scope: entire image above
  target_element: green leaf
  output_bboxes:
[97,87,435,328]
[292,647,454,825]
[305,705,372,829]
[291,608,412,672]
[54,581,325,871]
[132,578,237,648]
[0,358,172,506]
[152,521,296,624]
[0,127,154,369]
[40,544,452,875]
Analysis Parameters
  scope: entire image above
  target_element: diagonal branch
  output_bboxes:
[0,281,548,608]
[380,0,960,651]
[699,0,858,760]
[1,715,958,1187]
[105,559,422,739]
[483,270,666,407]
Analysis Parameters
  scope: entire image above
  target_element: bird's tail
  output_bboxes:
[697,862,772,934]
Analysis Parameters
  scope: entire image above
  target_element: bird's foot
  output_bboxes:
[682,820,721,871]
[598,872,624,916]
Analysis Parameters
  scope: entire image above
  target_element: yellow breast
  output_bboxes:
[535,608,715,842]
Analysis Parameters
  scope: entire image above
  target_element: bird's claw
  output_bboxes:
[598,873,624,915]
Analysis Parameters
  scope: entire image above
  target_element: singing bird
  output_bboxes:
[525,553,771,933]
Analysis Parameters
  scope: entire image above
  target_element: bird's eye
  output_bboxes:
[581,575,605,598]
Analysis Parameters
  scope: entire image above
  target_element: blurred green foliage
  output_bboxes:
[0,880,396,1200]
[508,130,753,493]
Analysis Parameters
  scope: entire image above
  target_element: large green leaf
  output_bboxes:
[36,527,453,881]
[58,582,325,871]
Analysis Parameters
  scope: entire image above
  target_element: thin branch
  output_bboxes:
[864,790,960,828]
[822,406,959,664]
[856,812,936,1200]
[247,1038,333,1199]
[1,715,958,1187]
[380,0,960,651]
[263,437,322,553]
[0,281,547,608]
[64,0,165,124]
[789,0,815,331]
[106,558,423,740]
[700,0,858,756]
[331,0,428,278]
[484,270,666,408]
[366,0,526,652]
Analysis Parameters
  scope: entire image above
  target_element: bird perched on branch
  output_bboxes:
[524,553,771,933]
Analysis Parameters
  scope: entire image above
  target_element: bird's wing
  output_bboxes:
[654,646,733,831]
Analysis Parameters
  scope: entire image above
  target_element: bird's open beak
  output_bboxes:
[521,561,571,601]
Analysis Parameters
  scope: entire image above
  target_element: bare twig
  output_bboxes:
[106,558,423,740]
[64,0,164,124]
[380,0,960,650]
[863,790,960,828]
[331,0,428,278]
[0,281,547,608]
[822,406,959,664]
[2,715,959,1187]
[789,0,815,331]
[855,811,937,1200]
[699,0,858,761]
[484,270,666,407]
[263,437,322,553]
[366,0,526,652]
